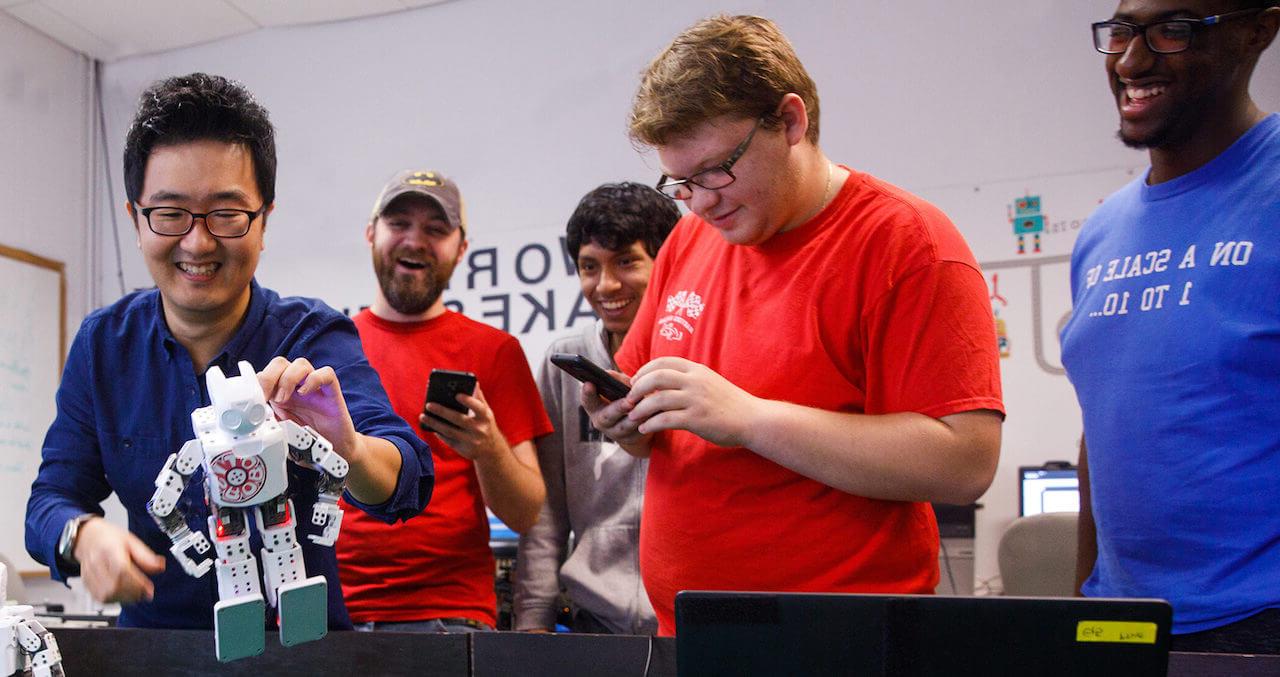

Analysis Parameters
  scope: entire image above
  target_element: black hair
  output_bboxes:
[565,182,680,265]
[123,73,276,205]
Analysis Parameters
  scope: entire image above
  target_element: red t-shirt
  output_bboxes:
[616,169,1004,635]
[337,310,553,625]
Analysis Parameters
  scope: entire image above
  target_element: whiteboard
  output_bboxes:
[0,244,65,573]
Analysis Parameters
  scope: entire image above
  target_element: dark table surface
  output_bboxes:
[47,627,1279,676]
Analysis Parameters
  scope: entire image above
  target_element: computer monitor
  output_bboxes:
[488,509,518,547]
[1019,463,1080,517]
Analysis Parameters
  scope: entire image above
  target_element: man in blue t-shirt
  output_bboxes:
[1062,0,1280,654]
[24,73,434,631]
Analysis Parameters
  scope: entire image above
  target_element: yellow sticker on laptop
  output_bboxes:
[1076,621,1158,644]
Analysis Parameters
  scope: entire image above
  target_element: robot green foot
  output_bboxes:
[215,596,266,663]
[278,577,328,648]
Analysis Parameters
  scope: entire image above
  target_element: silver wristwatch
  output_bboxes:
[57,513,96,567]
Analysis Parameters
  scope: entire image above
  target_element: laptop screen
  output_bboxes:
[1019,464,1080,517]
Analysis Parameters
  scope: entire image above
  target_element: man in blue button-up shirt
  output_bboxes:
[24,72,434,630]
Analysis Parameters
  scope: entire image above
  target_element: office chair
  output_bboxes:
[997,512,1078,596]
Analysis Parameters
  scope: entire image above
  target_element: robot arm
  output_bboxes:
[16,616,64,677]
[281,420,349,546]
[146,439,213,577]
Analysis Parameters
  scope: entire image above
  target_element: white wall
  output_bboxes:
[84,0,1280,591]
[0,10,92,602]
[0,11,93,334]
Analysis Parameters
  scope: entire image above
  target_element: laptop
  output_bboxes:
[676,591,1171,676]
[1019,462,1080,517]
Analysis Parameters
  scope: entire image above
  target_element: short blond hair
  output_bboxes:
[630,15,820,147]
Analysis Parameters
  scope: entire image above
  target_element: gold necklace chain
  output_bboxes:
[821,161,834,206]
[803,162,834,225]
[787,162,837,231]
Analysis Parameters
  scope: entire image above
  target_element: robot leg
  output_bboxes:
[255,495,306,608]
[211,507,263,601]
[256,496,327,647]
[210,507,265,662]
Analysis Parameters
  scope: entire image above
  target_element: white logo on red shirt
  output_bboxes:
[658,290,704,342]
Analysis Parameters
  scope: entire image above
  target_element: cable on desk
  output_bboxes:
[939,537,957,593]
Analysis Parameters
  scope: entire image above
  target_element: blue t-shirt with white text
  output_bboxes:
[1061,114,1280,633]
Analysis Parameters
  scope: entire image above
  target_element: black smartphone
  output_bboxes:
[550,353,630,401]
[421,369,477,431]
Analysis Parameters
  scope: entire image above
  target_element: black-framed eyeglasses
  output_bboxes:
[655,117,764,200]
[1092,8,1264,55]
[136,204,266,238]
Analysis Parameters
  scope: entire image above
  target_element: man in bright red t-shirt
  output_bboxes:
[337,170,552,632]
[583,16,1005,636]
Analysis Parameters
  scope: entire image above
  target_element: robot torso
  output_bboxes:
[193,366,290,508]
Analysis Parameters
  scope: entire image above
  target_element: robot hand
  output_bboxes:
[170,529,214,578]
[306,501,344,547]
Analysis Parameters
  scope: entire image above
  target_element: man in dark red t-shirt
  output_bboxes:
[583,16,1005,635]
[337,170,552,632]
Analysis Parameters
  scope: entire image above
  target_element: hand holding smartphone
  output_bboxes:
[550,353,630,401]
[421,369,478,431]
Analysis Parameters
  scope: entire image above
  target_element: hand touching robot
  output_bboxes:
[146,360,349,662]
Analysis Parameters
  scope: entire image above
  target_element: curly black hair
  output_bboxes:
[565,182,680,265]
[123,72,276,205]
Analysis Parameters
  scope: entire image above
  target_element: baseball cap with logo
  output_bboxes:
[370,169,465,233]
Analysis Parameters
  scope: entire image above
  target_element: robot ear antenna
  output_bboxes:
[206,366,227,391]
[237,360,256,379]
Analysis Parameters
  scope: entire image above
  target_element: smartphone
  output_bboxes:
[550,353,630,401]
[421,369,477,431]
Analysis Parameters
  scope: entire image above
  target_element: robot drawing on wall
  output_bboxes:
[2,563,64,677]
[1009,194,1047,255]
[147,361,349,663]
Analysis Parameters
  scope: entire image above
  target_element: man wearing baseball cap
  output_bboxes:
[336,170,552,632]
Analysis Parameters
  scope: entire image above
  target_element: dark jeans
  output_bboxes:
[1171,608,1280,655]
[353,617,494,634]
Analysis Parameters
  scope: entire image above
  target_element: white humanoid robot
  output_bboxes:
[1,563,64,677]
[147,360,349,663]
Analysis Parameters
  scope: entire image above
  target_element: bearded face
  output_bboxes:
[371,241,459,315]
[368,194,465,318]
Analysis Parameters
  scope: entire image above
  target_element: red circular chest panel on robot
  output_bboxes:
[210,451,268,503]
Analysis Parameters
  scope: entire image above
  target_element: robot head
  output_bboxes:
[206,361,272,438]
